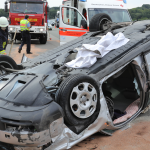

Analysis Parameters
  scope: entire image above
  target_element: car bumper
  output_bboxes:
[0,101,64,149]
[0,129,51,147]
[0,117,64,149]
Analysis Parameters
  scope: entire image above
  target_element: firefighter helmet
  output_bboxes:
[0,17,9,27]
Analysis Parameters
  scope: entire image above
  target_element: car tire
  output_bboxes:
[55,74,100,126]
[89,13,112,32]
[0,55,18,70]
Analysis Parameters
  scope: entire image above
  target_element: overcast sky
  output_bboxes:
[0,0,149,9]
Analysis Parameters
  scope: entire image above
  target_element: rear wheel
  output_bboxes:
[56,74,100,126]
[89,13,112,32]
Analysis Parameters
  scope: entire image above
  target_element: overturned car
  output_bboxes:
[0,16,150,150]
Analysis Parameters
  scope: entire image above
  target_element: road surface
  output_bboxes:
[6,27,60,64]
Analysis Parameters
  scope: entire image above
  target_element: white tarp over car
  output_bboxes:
[65,32,129,68]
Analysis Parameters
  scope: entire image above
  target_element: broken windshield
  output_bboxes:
[88,8,132,23]
[10,2,43,14]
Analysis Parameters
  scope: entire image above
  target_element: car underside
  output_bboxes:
[0,17,150,150]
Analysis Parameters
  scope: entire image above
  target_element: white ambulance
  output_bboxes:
[59,0,132,45]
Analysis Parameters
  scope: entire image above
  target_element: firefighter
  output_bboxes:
[19,15,32,54]
[0,17,9,55]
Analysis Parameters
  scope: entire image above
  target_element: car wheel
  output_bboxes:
[0,55,18,75]
[89,13,112,32]
[56,74,100,126]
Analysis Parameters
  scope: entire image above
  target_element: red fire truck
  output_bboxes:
[4,0,49,44]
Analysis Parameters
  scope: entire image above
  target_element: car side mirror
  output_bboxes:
[81,19,87,29]
[4,1,8,12]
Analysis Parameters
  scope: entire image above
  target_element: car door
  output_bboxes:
[59,6,88,45]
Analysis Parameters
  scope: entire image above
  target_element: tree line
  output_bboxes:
[1,4,150,21]
[0,9,9,17]
[129,4,150,21]
[48,7,59,19]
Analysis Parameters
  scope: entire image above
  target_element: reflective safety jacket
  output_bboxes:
[0,28,8,55]
[20,19,30,31]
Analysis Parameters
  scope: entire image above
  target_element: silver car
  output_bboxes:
[0,15,150,150]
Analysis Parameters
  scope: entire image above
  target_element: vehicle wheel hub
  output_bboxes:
[70,82,98,119]
[79,93,91,109]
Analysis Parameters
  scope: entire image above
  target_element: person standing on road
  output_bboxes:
[0,17,9,55]
[19,15,32,54]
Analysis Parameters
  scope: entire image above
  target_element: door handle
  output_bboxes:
[60,29,67,31]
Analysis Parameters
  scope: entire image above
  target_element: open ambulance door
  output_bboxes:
[59,6,88,45]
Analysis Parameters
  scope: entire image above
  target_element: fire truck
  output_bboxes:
[4,0,49,44]
[60,0,132,45]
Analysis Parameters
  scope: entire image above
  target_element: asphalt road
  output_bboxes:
[4,26,150,150]
[6,27,60,64]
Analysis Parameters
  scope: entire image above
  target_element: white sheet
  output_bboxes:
[65,32,130,68]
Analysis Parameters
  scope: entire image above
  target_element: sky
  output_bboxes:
[0,0,149,9]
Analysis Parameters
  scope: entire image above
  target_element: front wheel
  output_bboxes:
[55,74,100,126]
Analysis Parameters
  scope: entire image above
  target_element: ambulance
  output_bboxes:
[59,0,132,45]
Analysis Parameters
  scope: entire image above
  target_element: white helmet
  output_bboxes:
[0,17,9,27]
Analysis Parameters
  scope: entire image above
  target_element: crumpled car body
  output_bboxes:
[1,20,150,150]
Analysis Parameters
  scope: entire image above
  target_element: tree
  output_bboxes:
[0,9,8,18]
[48,7,59,19]
[129,4,150,21]
[142,4,150,9]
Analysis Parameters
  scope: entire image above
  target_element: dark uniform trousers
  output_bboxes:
[20,31,31,53]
